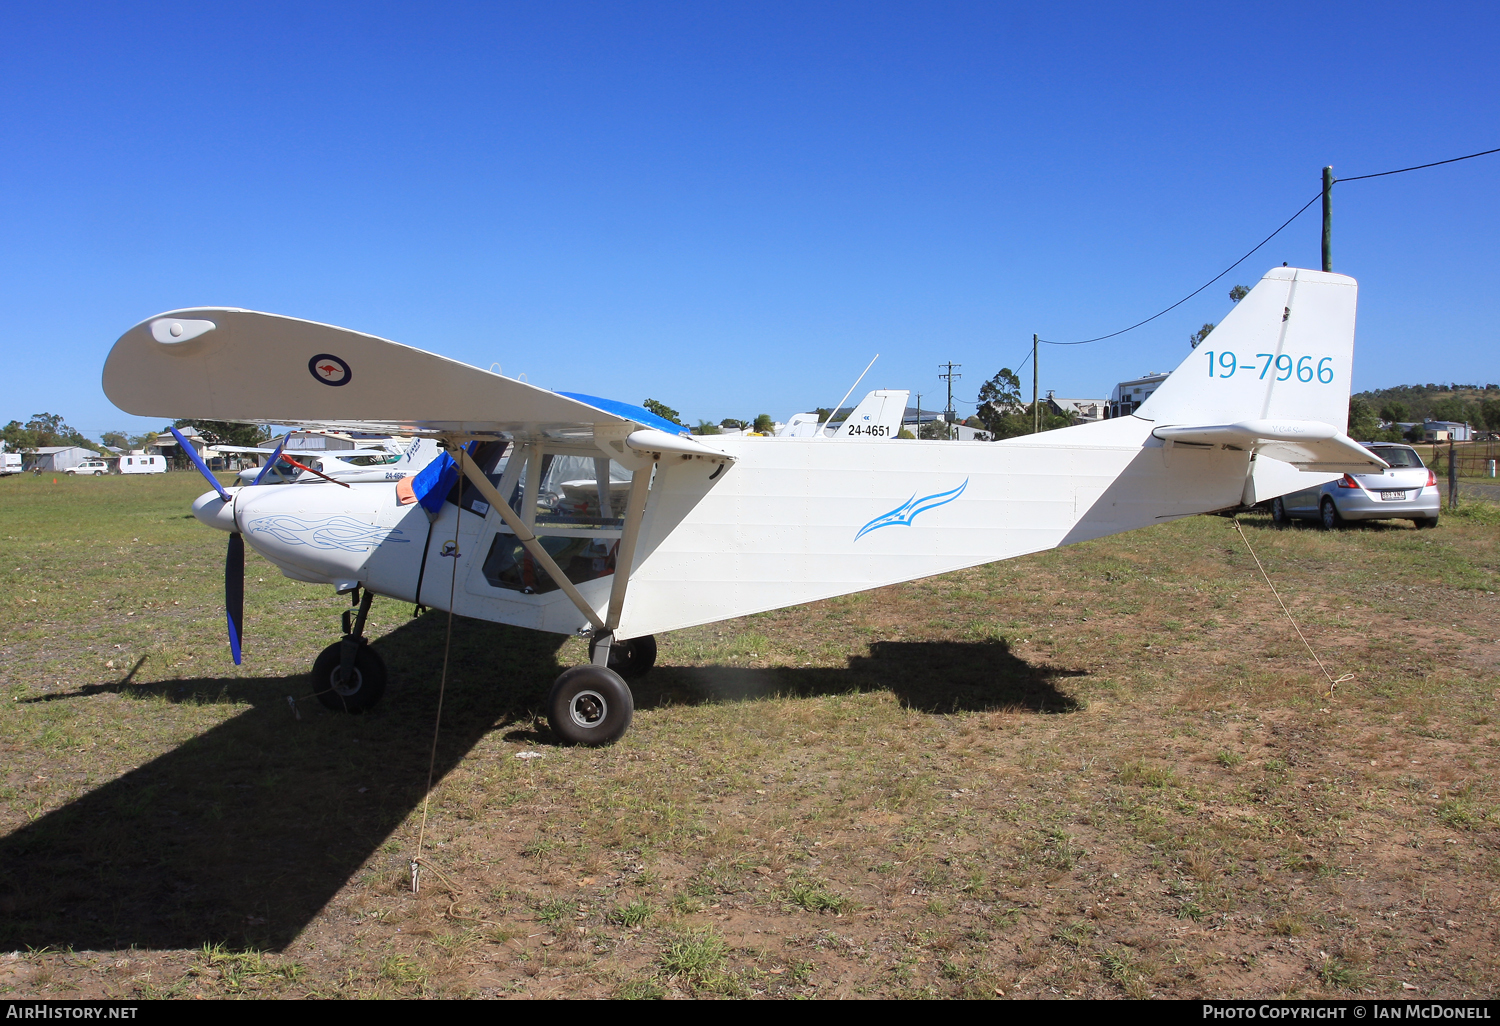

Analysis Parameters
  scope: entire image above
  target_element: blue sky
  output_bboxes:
[1,1,1496,439]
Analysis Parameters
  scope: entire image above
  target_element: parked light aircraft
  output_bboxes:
[102,268,1381,744]
[221,436,441,486]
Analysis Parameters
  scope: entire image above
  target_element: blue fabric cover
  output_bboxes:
[409,442,477,514]
[556,392,688,436]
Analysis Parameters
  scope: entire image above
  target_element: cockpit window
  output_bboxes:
[534,455,632,529]
[338,452,402,467]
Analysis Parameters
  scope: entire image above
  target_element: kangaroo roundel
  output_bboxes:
[309,354,351,386]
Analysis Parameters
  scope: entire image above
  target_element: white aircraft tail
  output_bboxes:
[1138,267,1355,429]
[826,389,910,439]
[1135,267,1380,473]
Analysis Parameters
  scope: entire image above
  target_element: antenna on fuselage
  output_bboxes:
[823,354,879,438]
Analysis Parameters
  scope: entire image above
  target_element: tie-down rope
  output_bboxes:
[1231,518,1354,697]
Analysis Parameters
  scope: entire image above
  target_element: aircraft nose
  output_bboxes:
[192,488,238,532]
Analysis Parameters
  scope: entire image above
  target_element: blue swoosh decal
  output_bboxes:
[854,479,968,541]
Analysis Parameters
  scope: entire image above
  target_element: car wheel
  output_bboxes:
[1414,516,1439,529]
[1319,498,1344,531]
[1271,497,1289,526]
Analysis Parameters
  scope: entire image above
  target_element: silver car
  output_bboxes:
[1270,443,1440,529]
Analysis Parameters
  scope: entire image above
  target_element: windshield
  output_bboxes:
[337,452,401,467]
[1365,445,1424,469]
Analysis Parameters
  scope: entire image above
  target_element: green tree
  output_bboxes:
[815,408,834,423]
[1347,397,1379,440]
[918,418,951,440]
[1378,401,1408,424]
[1428,397,1471,424]
[976,368,1024,438]
[1481,399,1500,432]
[19,413,91,449]
[1189,324,1215,349]
[692,420,721,435]
[2,420,37,451]
[752,413,775,434]
[719,418,748,430]
[99,430,131,450]
[1229,284,1251,303]
[895,427,916,439]
[641,399,683,427]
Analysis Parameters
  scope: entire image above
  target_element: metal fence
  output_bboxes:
[1417,441,1500,479]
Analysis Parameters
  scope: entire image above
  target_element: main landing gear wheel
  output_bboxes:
[1319,498,1344,531]
[548,665,633,746]
[588,634,658,678]
[1270,497,1289,527]
[312,641,387,713]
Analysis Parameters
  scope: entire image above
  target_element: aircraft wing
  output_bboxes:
[102,308,684,443]
[1152,419,1387,473]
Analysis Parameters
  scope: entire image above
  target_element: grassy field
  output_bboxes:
[1,471,1499,999]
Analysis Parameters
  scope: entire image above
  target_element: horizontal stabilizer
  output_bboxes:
[1153,419,1387,472]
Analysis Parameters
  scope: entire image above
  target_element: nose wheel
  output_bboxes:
[312,587,387,712]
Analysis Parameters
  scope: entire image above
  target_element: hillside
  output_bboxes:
[1352,383,1500,427]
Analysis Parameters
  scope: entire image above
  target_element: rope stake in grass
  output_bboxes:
[1231,518,1354,697]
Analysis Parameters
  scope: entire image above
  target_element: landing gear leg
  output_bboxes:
[313,587,387,712]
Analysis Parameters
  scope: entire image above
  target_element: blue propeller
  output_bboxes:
[170,427,244,664]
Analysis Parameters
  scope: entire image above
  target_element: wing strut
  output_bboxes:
[592,464,654,663]
[453,446,606,632]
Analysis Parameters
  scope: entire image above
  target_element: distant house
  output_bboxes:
[283,430,360,452]
[1423,420,1473,442]
[28,446,100,472]
[1044,392,1107,423]
[1104,372,1169,419]
[150,427,208,464]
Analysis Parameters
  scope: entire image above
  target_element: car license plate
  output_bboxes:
[1380,490,1407,501]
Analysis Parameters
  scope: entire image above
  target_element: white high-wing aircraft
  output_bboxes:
[102,268,1382,744]
[218,436,441,486]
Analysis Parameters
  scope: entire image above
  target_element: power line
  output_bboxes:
[1337,145,1500,182]
[1037,144,1499,347]
[1038,192,1321,346]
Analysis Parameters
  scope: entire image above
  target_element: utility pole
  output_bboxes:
[938,363,961,440]
[915,392,923,436]
[1322,166,1334,273]
[1032,334,1039,434]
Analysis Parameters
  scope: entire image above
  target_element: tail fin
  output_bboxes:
[1137,267,1357,431]
[828,389,910,439]
[1136,267,1381,474]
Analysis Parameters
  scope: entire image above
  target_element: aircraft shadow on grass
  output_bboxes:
[0,616,1082,953]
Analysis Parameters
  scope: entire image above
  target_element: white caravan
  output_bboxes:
[119,454,166,474]
[103,268,1380,744]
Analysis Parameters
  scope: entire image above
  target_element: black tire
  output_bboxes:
[1414,516,1439,529]
[587,634,658,678]
[1319,498,1344,531]
[311,641,388,712]
[547,665,633,746]
[1270,497,1289,526]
